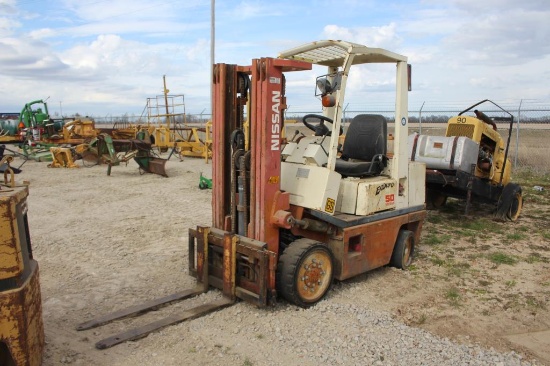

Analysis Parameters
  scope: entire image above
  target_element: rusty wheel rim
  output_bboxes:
[403,236,413,266]
[296,249,333,303]
[508,192,522,221]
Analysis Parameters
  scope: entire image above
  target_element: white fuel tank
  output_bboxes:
[408,133,479,174]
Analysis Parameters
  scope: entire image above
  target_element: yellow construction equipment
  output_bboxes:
[47,147,79,168]
[141,76,212,162]
[410,99,522,220]
[0,176,44,366]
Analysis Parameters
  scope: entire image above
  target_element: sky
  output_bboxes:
[1,0,549,118]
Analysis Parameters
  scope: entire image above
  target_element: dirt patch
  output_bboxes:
[382,195,550,363]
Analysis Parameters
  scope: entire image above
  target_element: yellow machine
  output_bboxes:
[0,176,44,365]
[142,76,212,162]
[53,118,98,144]
[410,99,522,220]
[445,111,510,184]
[47,147,79,168]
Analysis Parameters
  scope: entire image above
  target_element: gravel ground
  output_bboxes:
[9,153,544,366]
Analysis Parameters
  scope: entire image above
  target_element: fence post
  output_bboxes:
[343,103,349,128]
[515,99,523,167]
[419,101,425,134]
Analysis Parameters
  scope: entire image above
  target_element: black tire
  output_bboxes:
[495,183,523,221]
[390,230,415,269]
[276,238,334,308]
[426,189,447,210]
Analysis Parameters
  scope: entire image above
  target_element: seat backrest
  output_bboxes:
[341,114,387,161]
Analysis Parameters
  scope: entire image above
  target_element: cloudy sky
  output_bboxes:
[1,0,549,118]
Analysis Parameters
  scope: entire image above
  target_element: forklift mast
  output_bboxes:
[211,58,312,253]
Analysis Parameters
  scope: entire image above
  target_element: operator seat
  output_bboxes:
[335,114,388,177]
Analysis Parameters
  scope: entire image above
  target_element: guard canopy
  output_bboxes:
[278,40,407,67]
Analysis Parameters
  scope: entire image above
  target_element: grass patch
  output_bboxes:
[525,253,549,264]
[478,279,491,287]
[487,252,518,265]
[427,214,445,224]
[503,293,521,311]
[505,232,527,241]
[423,233,452,246]
[415,313,427,325]
[429,255,446,266]
[472,288,488,295]
[459,218,494,232]
[445,287,462,307]
[505,280,517,288]
[446,261,471,277]
[525,296,546,310]
[514,168,550,187]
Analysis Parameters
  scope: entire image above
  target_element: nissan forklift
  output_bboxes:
[77,40,427,348]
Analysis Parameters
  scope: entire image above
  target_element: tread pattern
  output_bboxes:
[276,238,334,308]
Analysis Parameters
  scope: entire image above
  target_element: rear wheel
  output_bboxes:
[390,230,415,269]
[426,189,447,210]
[496,183,523,221]
[276,239,334,308]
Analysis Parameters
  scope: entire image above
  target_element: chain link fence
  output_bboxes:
[91,99,550,174]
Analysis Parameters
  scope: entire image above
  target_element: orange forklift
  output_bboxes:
[78,40,426,348]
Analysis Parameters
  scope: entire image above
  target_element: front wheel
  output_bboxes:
[390,230,415,269]
[276,239,334,308]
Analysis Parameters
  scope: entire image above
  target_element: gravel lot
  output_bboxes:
[10,152,546,366]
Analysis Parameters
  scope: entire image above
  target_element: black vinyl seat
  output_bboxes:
[335,114,388,177]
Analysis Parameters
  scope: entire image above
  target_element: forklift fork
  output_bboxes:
[75,227,274,349]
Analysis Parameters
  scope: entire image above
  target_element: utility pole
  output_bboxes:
[163,75,170,129]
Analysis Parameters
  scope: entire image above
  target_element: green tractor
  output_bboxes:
[18,100,64,142]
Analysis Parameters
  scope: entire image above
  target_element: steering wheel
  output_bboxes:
[302,114,342,136]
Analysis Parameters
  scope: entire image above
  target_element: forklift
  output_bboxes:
[77,40,427,348]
